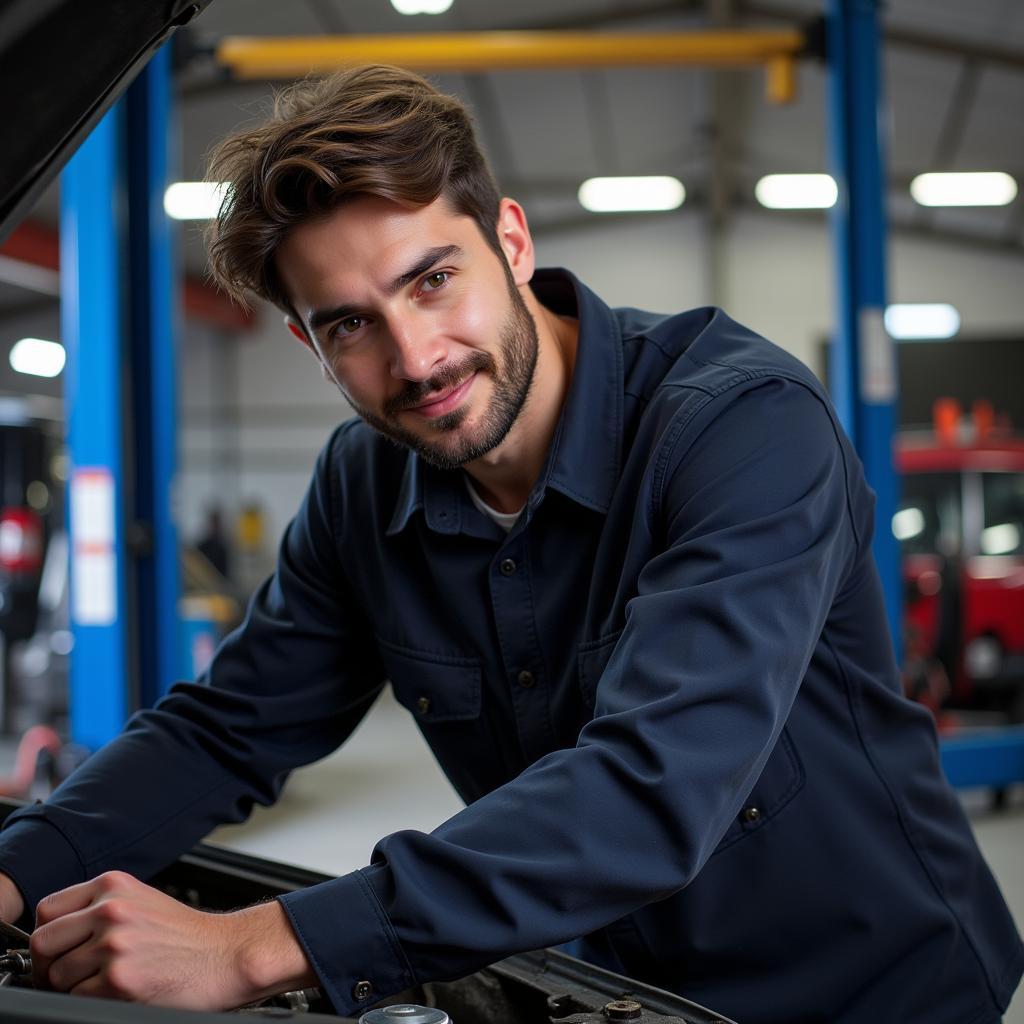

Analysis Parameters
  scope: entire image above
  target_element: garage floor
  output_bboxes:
[207,688,1024,1023]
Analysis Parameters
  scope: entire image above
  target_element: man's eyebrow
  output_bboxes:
[387,244,464,296]
[306,244,465,334]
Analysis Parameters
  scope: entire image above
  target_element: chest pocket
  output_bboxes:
[376,637,481,723]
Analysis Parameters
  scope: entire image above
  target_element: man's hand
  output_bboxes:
[30,871,316,1009]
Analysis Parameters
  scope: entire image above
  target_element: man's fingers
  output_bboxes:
[31,905,101,959]
[33,870,141,988]
[68,973,107,999]
[36,871,135,927]
[43,944,105,995]
[30,908,94,990]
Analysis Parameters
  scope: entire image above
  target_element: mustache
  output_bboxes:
[383,351,495,416]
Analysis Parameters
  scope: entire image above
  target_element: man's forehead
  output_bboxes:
[277,195,475,308]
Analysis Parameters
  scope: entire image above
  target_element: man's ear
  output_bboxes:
[497,198,535,287]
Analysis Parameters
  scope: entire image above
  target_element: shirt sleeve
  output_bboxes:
[279,376,863,1014]
[0,424,387,916]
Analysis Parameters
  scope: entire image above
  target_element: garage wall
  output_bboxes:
[178,316,351,576]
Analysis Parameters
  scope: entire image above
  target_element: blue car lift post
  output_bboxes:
[61,45,180,750]
[826,0,1024,794]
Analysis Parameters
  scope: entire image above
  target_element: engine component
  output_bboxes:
[361,1006,450,1024]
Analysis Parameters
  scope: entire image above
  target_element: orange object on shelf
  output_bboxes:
[933,397,961,446]
[972,399,995,440]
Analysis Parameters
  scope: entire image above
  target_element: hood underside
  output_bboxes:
[0,0,214,243]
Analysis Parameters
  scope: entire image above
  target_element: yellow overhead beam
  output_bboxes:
[216,30,807,103]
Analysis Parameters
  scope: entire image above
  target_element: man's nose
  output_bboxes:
[386,316,447,382]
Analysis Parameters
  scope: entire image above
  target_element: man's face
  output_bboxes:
[277,195,539,470]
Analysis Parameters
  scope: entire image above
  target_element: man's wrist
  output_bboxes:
[228,899,317,1004]
[0,872,26,924]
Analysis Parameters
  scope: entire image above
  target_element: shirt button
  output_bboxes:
[499,558,517,576]
[352,980,374,1001]
[416,696,431,715]
[742,806,761,824]
[517,670,536,688]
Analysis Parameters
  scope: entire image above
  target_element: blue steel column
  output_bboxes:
[61,107,131,749]
[826,0,902,657]
[127,46,181,707]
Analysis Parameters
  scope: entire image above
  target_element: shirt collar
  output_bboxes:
[386,268,623,537]
[528,268,623,515]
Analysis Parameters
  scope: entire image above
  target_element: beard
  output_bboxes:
[352,277,539,470]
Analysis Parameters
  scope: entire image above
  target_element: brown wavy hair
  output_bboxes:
[206,65,502,312]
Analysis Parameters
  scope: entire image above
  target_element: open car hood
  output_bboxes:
[0,0,214,243]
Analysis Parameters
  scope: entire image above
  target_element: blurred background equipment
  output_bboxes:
[897,399,1024,725]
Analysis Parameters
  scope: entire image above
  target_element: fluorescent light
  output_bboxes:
[391,0,453,12]
[755,174,837,209]
[892,507,925,542]
[164,181,230,220]
[910,172,1017,207]
[578,176,685,213]
[10,338,66,378]
[884,304,960,340]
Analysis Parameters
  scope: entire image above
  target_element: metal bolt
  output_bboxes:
[604,1000,642,1020]
[0,950,31,977]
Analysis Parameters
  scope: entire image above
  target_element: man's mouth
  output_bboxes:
[406,372,478,419]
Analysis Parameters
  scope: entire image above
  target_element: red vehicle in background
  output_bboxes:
[896,399,1024,724]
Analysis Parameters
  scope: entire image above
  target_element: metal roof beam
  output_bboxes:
[215,30,807,103]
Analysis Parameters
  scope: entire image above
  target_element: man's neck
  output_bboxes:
[464,287,578,514]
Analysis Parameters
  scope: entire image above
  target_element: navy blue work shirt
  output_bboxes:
[1,270,1021,1023]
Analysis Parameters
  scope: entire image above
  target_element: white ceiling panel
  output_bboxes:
[953,67,1024,171]
[742,62,828,172]
[885,0,1024,51]
[883,48,960,175]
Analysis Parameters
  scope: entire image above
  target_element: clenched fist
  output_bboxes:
[30,870,314,1009]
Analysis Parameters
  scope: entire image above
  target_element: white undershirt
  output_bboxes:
[465,476,523,533]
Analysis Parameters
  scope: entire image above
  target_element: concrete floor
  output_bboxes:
[207,689,1024,1023]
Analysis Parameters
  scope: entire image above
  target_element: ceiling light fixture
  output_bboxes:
[164,181,230,220]
[578,176,685,213]
[754,173,838,209]
[909,172,1017,207]
[883,303,960,340]
[10,338,66,378]
[390,0,453,13]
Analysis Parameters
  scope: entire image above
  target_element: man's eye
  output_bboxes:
[422,271,449,291]
[338,316,367,335]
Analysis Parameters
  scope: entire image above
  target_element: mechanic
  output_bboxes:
[0,65,1020,1023]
